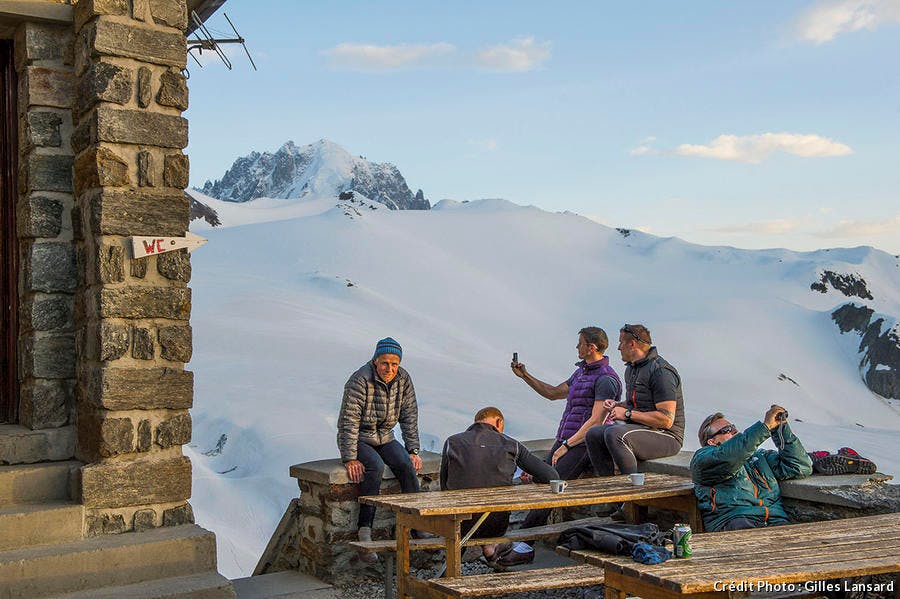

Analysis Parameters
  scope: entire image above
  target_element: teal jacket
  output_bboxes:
[690,421,812,532]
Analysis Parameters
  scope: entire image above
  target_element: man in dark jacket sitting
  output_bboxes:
[337,337,421,557]
[441,407,559,564]
[690,405,813,532]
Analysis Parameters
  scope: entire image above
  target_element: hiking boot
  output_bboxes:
[496,546,535,568]
[812,453,877,475]
[609,503,627,522]
[837,447,862,458]
[808,451,829,461]
[356,526,379,564]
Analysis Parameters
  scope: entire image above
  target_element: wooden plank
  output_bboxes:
[349,516,611,553]
[429,564,605,597]
[396,517,411,599]
[360,473,694,516]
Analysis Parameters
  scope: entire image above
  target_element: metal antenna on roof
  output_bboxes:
[186,11,257,73]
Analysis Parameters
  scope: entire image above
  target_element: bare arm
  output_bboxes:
[511,362,568,400]
[566,400,610,446]
[610,400,677,429]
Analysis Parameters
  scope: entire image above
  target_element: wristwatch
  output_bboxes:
[409,449,419,455]
[624,409,633,422]
[562,440,571,450]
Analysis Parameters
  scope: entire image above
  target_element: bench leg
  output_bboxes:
[384,553,394,599]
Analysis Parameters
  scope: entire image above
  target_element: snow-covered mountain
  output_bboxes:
[199,139,430,210]
[186,196,900,578]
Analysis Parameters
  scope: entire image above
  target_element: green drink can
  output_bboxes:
[673,524,692,558]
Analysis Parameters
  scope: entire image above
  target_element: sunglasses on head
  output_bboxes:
[709,424,737,438]
[621,324,649,345]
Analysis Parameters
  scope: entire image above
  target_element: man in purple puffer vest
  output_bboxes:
[504,326,621,567]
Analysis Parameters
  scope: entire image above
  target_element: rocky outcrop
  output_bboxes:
[200,139,430,210]
[811,270,873,299]
[832,303,899,399]
[188,195,220,227]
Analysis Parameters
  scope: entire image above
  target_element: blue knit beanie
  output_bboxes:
[373,337,402,360]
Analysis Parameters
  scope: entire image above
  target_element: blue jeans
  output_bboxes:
[356,440,419,528]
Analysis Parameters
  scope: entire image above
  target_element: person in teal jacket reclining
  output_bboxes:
[690,405,813,532]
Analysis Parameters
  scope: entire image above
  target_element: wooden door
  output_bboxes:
[0,39,18,424]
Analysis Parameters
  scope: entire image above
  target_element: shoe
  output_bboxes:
[496,547,535,568]
[837,447,862,457]
[808,451,829,461]
[356,526,379,564]
[411,529,437,539]
[609,504,626,522]
[812,453,877,475]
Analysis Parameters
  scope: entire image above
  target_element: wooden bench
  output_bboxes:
[349,516,606,598]
[427,564,605,598]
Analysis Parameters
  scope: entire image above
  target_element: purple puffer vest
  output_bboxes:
[556,356,622,442]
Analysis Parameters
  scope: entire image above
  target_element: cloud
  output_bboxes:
[817,214,900,237]
[795,0,900,44]
[322,42,456,71]
[675,133,853,163]
[629,145,655,156]
[475,37,551,72]
[709,219,804,235]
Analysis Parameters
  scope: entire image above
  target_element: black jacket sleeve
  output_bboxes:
[515,442,559,483]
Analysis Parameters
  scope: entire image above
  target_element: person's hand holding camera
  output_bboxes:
[764,404,788,430]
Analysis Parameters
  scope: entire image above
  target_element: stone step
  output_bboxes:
[0,501,83,550]
[0,425,76,465]
[0,460,79,506]
[0,524,219,598]
[49,571,235,599]
[231,570,339,599]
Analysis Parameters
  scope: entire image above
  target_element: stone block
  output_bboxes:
[99,286,190,319]
[100,417,134,456]
[74,146,129,194]
[97,243,126,283]
[159,324,192,362]
[25,242,76,293]
[76,61,133,116]
[81,455,192,508]
[21,334,76,378]
[88,366,193,410]
[89,189,189,236]
[132,326,155,359]
[25,111,62,148]
[74,0,128,33]
[150,0,188,30]
[26,294,73,331]
[19,379,71,429]
[163,502,194,527]
[156,68,188,110]
[163,153,189,189]
[95,105,188,148]
[133,508,156,532]
[85,513,126,537]
[18,194,63,238]
[23,67,74,109]
[87,19,187,68]
[25,153,73,193]
[157,249,190,282]
[137,66,152,108]
[137,419,152,452]
[131,257,148,278]
[17,22,74,66]
[155,412,191,448]
[98,322,129,361]
[137,150,154,187]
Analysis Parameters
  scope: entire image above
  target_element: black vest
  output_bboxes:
[624,347,685,443]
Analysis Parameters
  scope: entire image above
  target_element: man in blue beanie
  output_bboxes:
[337,337,421,560]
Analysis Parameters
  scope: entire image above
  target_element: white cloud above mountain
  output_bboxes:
[817,214,900,237]
[709,219,804,234]
[322,42,456,70]
[795,0,900,44]
[474,37,551,72]
[674,133,853,163]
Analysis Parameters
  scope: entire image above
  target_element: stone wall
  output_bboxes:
[69,0,195,536]
[14,19,77,432]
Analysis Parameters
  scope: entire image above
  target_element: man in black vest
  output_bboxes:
[441,407,558,566]
[585,324,685,486]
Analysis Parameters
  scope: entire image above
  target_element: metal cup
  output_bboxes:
[629,473,645,486]
[550,479,568,493]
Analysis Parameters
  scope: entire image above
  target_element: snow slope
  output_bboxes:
[186,196,900,578]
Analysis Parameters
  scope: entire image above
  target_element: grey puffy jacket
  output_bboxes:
[337,362,419,462]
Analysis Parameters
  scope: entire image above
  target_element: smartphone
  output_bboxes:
[776,411,788,422]
[512,352,518,365]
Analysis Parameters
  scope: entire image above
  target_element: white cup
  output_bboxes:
[550,479,568,493]
[629,473,645,486]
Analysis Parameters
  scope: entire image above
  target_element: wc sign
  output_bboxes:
[131,232,208,258]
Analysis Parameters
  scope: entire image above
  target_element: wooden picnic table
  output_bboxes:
[360,472,698,599]
[562,512,900,599]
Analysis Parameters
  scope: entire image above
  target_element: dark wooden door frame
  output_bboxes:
[0,39,19,424]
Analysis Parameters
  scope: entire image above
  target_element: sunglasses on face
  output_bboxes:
[709,424,737,438]
[621,325,649,345]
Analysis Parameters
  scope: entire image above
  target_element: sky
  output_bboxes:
[185,1,900,254]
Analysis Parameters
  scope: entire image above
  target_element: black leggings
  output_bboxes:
[585,423,681,475]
